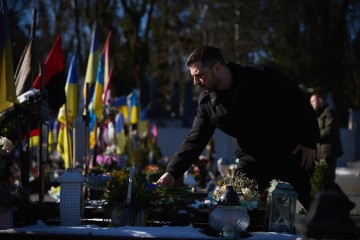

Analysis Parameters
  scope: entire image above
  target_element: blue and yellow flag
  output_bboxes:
[89,109,97,149]
[83,21,100,106]
[138,108,149,136]
[57,123,72,169]
[115,112,127,154]
[127,90,139,124]
[113,95,128,122]
[0,0,17,113]
[58,53,78,126]
[91,53,104,120]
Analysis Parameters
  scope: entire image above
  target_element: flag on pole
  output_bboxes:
[113,95,128,122]
[102,31,112,114]
[103,31,112,92]
[138,108,149,136]
[14,8,36,97]
[0,0,17,113]
[29,128,40,148]
[57,123,72,169]
[89,109,97,149]
[115,112,127,154]
[32,36,66,113]
[83,21,100,106]
[57,53,78,125]
[103,68,113,114]
[127,90,139,124]
[15,33,34,96]
[92,53,104,120]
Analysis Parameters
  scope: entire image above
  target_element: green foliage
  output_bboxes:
[310,161,330,197]
[104,167,154,211]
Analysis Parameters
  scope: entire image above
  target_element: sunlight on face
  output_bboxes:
[310,95,324,111]
[189,62,214,92]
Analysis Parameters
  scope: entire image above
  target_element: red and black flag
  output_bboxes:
[32,36,66,113]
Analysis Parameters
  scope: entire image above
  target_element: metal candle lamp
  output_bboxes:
[265,181,297,233]
[57,167,85,226]
[208,185,250,239]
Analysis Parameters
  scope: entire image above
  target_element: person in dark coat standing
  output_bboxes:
[156,45,320,210]
[310,92,343,181]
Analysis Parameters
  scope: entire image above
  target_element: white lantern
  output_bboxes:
[265,181,298,233]
[57,167,85,226]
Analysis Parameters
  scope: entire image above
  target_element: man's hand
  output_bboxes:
[292,144,315,170]
[156,172,175,187]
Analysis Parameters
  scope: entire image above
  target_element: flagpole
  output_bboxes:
[64,100,72,168]
[72,119,76,168]
[83,83,90,175]
[127,96,133,168]
[38,62,46,203]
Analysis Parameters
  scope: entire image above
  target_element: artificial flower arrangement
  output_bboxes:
[103,167,155,211]
[102,167,158,226]
[95,145,125,172]
[142,164,163,183]
[211,172,260,211]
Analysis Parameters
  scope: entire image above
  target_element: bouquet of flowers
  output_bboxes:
[104,167,155,211]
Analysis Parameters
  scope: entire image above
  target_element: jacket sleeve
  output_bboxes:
[165,102,215,180]
[266,67,320,149]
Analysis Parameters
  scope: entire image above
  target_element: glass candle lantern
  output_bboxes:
[208,185,250,239]
[265,181,298,233]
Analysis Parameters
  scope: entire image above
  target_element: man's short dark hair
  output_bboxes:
[185,45,226,68]
[312,91,326,100]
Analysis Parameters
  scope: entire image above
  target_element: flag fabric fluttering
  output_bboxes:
[115,112,127,154]
[91,52,104,121]
[57,53,78,126]
[48,119,57,153]
[14,8,36,97]
[103,68,113,114]
[103,31,112,93]
[15,32,34,96]
[32,36,66,113]
[113,95,128,122]
[138,108,149,136]
[57,123,72,169]
[0,0,17,113]
[83,21,100,107]
[89,109,97,150]
[127,90,139,125]
[102,31,113,114]
[29,128,40,148]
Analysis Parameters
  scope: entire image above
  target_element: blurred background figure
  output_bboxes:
[310,92,343,181]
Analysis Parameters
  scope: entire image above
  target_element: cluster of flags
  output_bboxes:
[1,2,153,171]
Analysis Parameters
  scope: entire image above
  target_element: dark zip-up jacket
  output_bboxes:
[166,62,320,179]
[315,104,343,159]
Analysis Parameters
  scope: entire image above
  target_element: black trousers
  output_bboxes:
[235,151,313,210]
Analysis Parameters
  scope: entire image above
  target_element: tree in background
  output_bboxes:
[5,0,360,126]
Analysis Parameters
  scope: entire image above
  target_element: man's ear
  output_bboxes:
[212,62,221,74]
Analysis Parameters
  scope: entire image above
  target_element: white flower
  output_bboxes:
[0,137,14,154]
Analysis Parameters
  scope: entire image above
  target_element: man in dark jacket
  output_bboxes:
[156,45,320,210]
[310,92,343,181]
